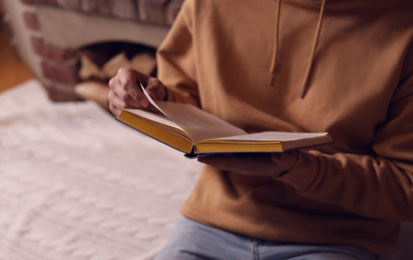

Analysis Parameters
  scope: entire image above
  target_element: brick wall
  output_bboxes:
[16,0,184,101]
[0,0,4,16]
[21,0,183,25]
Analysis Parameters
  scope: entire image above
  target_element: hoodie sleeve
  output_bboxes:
[278,44,413,222]
[156,0,200,107]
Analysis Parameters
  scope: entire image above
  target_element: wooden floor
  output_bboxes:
[0,23,34,93]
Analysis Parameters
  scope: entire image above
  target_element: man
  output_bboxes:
[108,0,413,259]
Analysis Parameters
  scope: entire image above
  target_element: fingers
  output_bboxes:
[123,68,150,107]
[197,151,299,177]
[197,153,276,176]
[123,70,166,103]
[108,70,141,116]
[145,77,167,101]
[107,67,166,116]
[117,68,149,107]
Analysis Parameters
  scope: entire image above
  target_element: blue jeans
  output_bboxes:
[154,217,378,260]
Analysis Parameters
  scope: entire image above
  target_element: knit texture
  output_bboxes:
[0,80,201,260]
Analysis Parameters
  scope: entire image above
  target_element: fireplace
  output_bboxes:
[1,0,183,102]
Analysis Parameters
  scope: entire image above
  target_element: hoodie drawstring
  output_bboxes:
[300,0,326,98]
[268,0,282,86]
[268,0,327,99]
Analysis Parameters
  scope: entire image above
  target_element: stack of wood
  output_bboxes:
[75,42,156,110]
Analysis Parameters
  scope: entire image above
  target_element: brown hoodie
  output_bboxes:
[157,0,413,256]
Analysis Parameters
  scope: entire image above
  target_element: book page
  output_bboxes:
[140,83,165,115]
[156,102,246,143]
[123,108,183,130]
[195,131,332,153]
[139,84,246,142]
[215,131,329,141]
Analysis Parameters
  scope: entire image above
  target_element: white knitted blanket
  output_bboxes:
[0,80,202,260]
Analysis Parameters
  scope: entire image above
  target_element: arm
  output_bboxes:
[107,0,198,116]
[156,0,200,107]
[200,92,413,222]
[200,49,413,223]
[279,71,413,222]
[108,0,199,116]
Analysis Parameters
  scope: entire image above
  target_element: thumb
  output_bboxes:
[145,79,167,101]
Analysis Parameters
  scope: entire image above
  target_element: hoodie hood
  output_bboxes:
[268,0,327,98]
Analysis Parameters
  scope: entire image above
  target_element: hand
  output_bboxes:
[197,151,298,178]
[108,67,167,116]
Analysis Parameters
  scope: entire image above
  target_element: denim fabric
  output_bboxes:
[154,217,378,260]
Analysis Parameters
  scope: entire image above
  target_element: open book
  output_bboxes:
[116,85,333,157]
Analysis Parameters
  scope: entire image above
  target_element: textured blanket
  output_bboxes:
[0,80,202,260]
